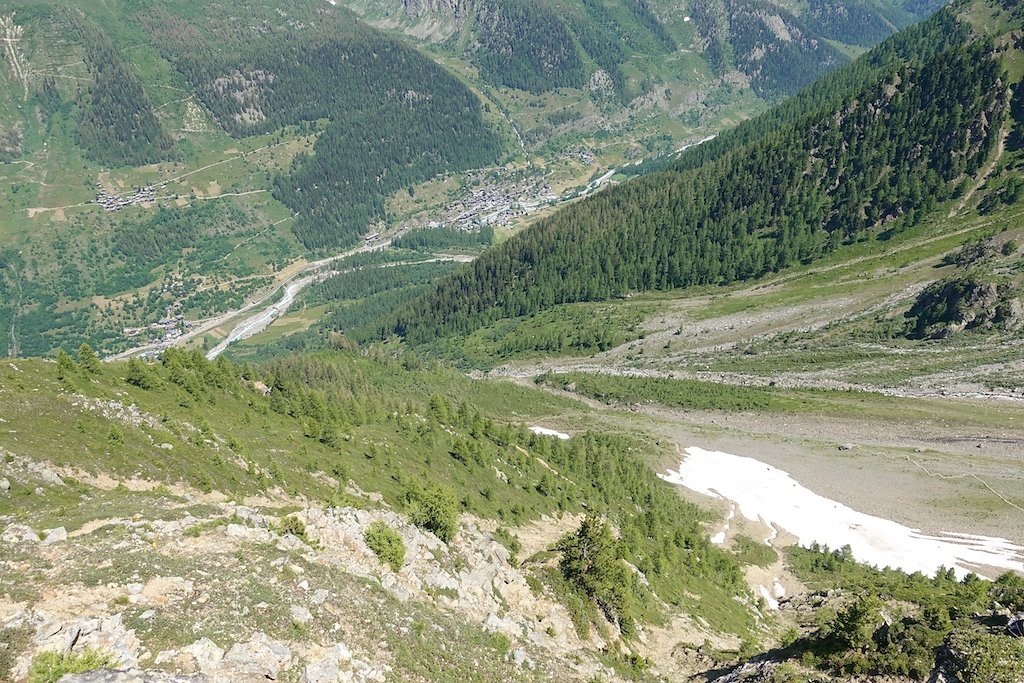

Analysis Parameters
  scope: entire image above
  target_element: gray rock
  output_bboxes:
[302,643,353,683]
[60,624,82,654]
[28,461,66,486]
[380,575,411,602]
[233,507,268,529]
[0,477,10,492]
[2,523,41,543]
[222,633,292,680]
[276,534,308,552]
[183,638,224,675]
[37,618,64,639]
[55,670,207,682]
[43,526,68,544]
[311,589,329,605]
[510,648,534,670]
[290,605,312,623]
[225,523,248,538]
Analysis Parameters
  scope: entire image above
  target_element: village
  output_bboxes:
[94,183,157,211]
[425,176,560,232]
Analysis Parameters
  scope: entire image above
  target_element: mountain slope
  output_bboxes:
[0,0,504,358]
[344,0,934,100]
[391,0,1015,345]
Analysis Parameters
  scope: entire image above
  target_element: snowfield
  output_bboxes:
[661,446,1024,578]
[529,426,571,440]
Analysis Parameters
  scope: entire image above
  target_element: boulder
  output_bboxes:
[183,638,224,676]
[302,643,353,683]
[43,527,68,545]
[221,632,292,680]
[3,523,41,543]
[290,605,313,624]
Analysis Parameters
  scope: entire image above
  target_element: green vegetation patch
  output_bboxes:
[28,648,117,683]
[364,521,407,571]
[784,544,1024,681]
[731,534,779,568]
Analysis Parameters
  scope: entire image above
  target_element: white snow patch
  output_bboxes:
[529,426,571,440]
[758,585,779,610]
[710,503,735,545]
[660,446,1024,579]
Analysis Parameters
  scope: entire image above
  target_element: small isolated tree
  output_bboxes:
[557,514,638,635]
[56,348,77,379]
[78,343,101,375]
[124,357,160,390]
[364,521,406,572]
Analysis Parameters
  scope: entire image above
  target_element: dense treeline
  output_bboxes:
[805,0,917,48]
[73,16,174,167]
[392,226,494,252]
[113,203,245,274]
[474,0,586,92]
[728,0,846,99]
[307,262,459,308]
[688,0,926,99]
[391,29,1007,343]
[144,8,502,249]
[675,5,970,173]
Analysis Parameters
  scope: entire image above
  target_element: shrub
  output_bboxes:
[276,514,314,546]
[28,649,116,683]
[364,521,406,572]
[404,484,459,543]
[732,534,779,567]
[947,630,1024,683]
[557,514,640,636]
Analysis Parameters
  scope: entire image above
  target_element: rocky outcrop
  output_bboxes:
[6,610,141,680]
[906,271,1022,339]
[298,507,583,651]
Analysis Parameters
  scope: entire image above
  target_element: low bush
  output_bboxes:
[365,521,406,571]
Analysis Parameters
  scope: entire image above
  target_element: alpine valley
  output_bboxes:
[1,0,1023,682]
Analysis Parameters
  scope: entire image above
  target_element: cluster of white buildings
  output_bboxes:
[123,314,190,343]
[95,184,156,212]
[430,180,559,230]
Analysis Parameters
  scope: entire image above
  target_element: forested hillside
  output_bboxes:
[142,4,503,250]
[73,15,174,167]
[391,2,1012,343]
[344,0,933,102]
